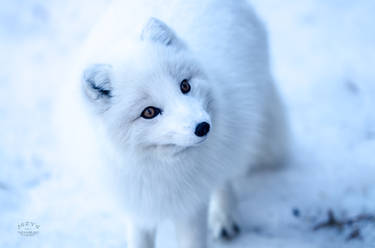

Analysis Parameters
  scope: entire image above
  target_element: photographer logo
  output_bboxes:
[18,221,40,236]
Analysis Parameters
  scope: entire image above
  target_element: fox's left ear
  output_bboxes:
[141,17,184,48]
[81,64,113,111]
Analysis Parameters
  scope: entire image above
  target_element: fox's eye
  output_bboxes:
[141,106,161,119]
[180,79,191,94]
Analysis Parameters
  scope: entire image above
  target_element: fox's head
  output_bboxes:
[82,18,215,159]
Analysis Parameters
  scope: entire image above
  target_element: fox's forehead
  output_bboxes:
[113,47,204,92]
[116,43,201,78]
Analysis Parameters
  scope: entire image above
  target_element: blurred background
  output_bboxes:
[1,0,375,247]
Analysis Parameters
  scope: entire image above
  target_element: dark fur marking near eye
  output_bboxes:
[87,80,112,98]
[82,64,113,103]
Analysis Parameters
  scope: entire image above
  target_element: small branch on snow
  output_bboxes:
[313,209,375,241]
[313,210,343,231]
[346,228,361,241]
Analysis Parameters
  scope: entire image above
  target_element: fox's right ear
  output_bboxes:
[141,17,184,49]
[82,64,113,110]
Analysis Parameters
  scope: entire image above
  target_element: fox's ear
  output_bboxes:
[141,17,184,48]
[82,64,113,110]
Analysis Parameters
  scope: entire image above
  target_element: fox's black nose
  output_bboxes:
[195,122,210,137]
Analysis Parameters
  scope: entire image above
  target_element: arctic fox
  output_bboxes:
[79,0,288,247]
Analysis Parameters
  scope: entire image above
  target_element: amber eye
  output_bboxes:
[141,106,161,119]
[180,79,191,94]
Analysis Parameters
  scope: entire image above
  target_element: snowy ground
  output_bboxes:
[1,1,375,247]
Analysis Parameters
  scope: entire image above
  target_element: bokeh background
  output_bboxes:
[1,0,375,247]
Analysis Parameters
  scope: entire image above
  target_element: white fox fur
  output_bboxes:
[72,0,289,247]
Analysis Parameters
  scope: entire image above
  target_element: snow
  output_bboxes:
[1,0,375,247]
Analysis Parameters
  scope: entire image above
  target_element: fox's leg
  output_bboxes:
[126,222,155,248]
[209,181,240,240]
[175,206,208,248]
